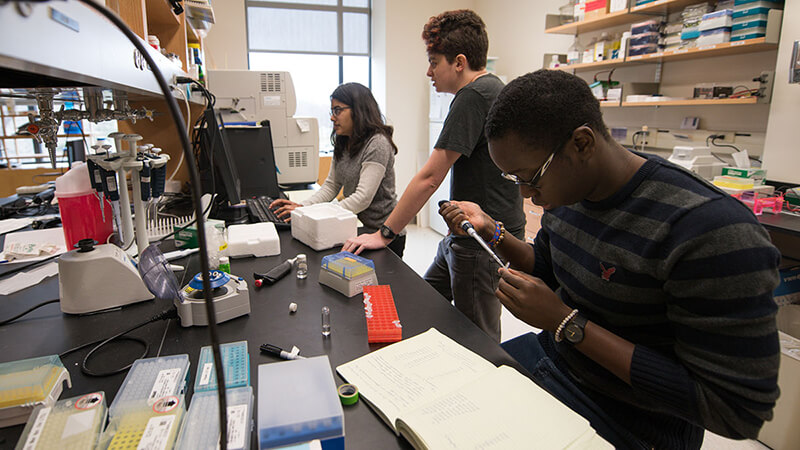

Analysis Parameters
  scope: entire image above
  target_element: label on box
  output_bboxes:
[148,368,181,405]
[199,363,214,386]
[61,410,96,439]
[225,404,248,449]
[138,415,175,450]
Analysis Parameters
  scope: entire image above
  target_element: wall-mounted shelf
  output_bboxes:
[621,97,758,107]
[630,0,710,16]
[545,0,748,35]
[545,10,631,35]
[554,38,777,72]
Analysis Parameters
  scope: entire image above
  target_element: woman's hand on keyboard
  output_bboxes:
[270,198,302,221]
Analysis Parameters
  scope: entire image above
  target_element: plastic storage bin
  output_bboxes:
[733,6,776,19]
[733,18,768,31]
[731,27,766,41]
[629,43,659,56]
[290,203,357,251]
[734,0,783,8]
[699,10,732,31]
[631,19,661,35]
[697,28,731,46]
[630,32,660,46]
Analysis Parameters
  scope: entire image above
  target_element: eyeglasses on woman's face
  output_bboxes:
[330,106,351,117]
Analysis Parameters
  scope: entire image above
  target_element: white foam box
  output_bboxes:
[227,222,280,258]
[290,203,357,251]
[759,305,800,450]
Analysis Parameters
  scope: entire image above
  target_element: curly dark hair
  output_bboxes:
[421,9,488,70]
[330,82,398,160]
[486,70,610,152]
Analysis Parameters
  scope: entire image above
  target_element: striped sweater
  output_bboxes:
[532,154,781,448]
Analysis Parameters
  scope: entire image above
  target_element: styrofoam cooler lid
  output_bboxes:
[54,161,93,197]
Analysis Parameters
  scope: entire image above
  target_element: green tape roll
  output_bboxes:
[338,383,359,406]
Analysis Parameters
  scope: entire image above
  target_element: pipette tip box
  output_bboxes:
[362,285,402,343]
[100,394,185,450]
[15,391,107,450]
[257,355,344,450]
[194,341,250,393]
[175,386,253,450]
[0,355,71,427]
[319,251,378,297]
[109,354,190,419]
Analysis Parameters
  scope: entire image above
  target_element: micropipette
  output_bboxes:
[438,200,508,268]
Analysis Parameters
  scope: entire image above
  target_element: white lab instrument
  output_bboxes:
[205,70,320,185]
[667,146,726,180]
[290,203,357,251]
[58,240,152,314]
[176,270,250,327]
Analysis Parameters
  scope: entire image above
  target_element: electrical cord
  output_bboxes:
[59,308,178,377]
[70,0,228,444]
[0,298,59,326]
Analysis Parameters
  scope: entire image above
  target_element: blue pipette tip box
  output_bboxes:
[194,340,250,393]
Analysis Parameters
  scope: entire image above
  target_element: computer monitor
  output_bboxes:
[223,124,283,199]
[199,109,242,205]
[66,140,86,166]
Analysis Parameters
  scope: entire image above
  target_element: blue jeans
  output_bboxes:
[502,332,652,449]
[424,235,502,342]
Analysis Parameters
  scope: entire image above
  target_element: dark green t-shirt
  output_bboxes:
[434,73,525,237]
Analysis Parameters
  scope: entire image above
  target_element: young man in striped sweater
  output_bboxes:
[438,70,782,449]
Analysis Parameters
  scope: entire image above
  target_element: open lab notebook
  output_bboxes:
[336,328,611,450]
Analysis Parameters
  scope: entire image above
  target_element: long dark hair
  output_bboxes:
[330,82,398,160]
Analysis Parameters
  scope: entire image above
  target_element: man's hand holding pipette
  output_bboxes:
[438,200,508,268]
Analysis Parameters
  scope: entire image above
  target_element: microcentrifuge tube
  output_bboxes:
[321,306,331,337]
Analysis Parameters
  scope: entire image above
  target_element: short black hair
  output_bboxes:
[422,10,488,70]
[486,70,610,151]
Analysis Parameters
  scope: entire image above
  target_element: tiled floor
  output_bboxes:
[401,224,770,450]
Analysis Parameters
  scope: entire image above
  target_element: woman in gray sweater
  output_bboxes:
[270,82,404,256]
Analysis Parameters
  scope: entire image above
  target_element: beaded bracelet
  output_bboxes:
[488,221,505,249]
[487,221,501,248]
[554,309,579,343]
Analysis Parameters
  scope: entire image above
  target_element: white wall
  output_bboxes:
[763,1,800,184]
[476,0,572,80]
[203,0,247,70]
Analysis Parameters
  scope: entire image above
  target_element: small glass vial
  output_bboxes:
[295,254,308,279]
[321,306,331,337]
[218,256,230,274]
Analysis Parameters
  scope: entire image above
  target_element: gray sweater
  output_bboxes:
[301,133,399,233]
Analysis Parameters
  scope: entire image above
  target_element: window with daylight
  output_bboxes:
[246,0,371,152]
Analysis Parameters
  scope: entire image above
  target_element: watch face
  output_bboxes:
[564,323,584,344]
[380,225,394,239]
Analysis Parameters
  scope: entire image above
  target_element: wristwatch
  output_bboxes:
[563,314,588,345]
[379,224,397,241]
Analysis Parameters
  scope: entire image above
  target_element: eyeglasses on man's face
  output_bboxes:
[330,106,351,117]
[501,123,589,188]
